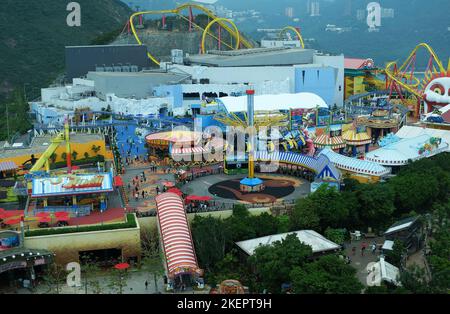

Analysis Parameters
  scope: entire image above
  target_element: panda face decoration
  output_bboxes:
[424,76,450,107]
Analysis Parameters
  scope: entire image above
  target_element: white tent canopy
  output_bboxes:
[218,92,328,113]
[236,230,340,256]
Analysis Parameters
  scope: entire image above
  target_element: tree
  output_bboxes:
[290,185,354,232]
[290,255,363,294]
[385,240,406,268]
[389,168,441,214]
[107,268,130,294]
[71,151,78,161]
[61,152,67,161]
[84,152,89,160]
[354,183,395,230]
[394,265,431,294]
[249,233,313,293]
[324,228,346,246]
[290,197,320,230]
[42,264,69,294]
[141,229,165,292]
[191,215,231,272]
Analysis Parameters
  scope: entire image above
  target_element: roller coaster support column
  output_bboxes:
[162,15,166,28]
[64,118,72,173]
[218,25,222,50]
[189,7,193,32]
[139,15,143,27]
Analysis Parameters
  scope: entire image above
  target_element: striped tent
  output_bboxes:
[171,146,206,155]
[0,161,18,172]
[313,134,346,149]
[342,130,372,146]
[155,193,202,279]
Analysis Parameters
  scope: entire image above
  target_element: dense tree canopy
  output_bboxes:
[290,255,363,294]
[249,233,313,293]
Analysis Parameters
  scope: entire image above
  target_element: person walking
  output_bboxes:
[145,280,148,290]
[361,242,367,257]
[352,246,356,256]
[142,190,145,199]
[371,242,377,255]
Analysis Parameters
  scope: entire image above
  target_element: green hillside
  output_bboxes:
[0,0,131,98]
[0,0,131,140]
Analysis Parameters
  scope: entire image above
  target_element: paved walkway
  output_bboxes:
[122,167,174,213]
[180,173,311,203]
[343,237,384,286]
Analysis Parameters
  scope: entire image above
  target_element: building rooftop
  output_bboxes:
[185,47,315,67]
[31,172,113,198]
[319,147,390,176]
[385,216,420,235]
[396,126,450,150]
[0,133,104,159]
[218,92,328,113]
[365,134,449,165]
[236,230,340,256]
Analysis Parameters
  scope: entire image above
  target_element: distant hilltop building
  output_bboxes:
[306,0,320,16]
[310,1,320,17]
[285,7,294,18]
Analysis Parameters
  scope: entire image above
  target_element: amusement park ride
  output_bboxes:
[385,43,450,117]
[125,2,305,66]
[28,117,73,174]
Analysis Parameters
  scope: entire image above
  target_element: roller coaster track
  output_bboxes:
[201,18,240,54]
[384,43,446,99]
[129,2,254,66]
[279,26,305,49]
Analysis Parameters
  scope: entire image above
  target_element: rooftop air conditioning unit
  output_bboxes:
[130,65,138,72]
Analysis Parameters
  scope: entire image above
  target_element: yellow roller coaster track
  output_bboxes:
[279,26,305,49]
[384,43,446,98]
[201,18,240,54]
[129,2,253,66]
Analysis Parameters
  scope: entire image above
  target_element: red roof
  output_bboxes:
[185,195,213,202]
[155,192,201,277]
[167,188,183,196]
[442,110,450,123]
[345,58,375,70]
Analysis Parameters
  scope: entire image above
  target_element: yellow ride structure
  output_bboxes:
[279,26,305,49]
[129,2,254,66]
[29,118,72,174]
[201,17,240,54]
[384,43,449,115]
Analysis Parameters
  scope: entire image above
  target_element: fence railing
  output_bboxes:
[31,205,92,217]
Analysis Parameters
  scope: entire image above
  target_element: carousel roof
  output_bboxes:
[342,129,371,145]
[313,134,346,149]
[145,130,203,145]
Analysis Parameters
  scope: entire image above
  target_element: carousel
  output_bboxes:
[145,130,226,167]
[342,126,372,157]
